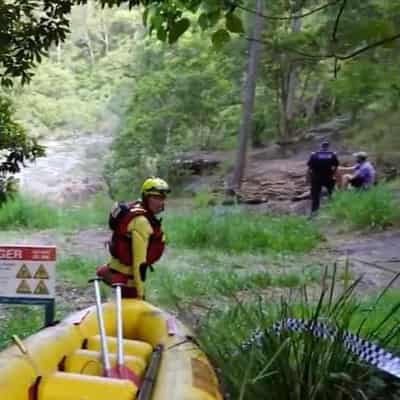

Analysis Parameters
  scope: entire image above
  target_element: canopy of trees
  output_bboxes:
[1,0,400,198]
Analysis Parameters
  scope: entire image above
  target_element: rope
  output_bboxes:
[234,318,400,379]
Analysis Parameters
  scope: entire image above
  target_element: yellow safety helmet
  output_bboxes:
[141,177,170,197]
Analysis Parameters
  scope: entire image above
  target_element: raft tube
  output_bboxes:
[0,300,222,400]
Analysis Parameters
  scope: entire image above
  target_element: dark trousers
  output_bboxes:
[310,178,335,212]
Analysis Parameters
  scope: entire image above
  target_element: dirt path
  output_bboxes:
[1,225,399,312]
[326,230,400,292]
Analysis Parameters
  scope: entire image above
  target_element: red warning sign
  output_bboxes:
[0,245,56,299]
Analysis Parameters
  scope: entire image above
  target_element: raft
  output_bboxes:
[0,299,223,400]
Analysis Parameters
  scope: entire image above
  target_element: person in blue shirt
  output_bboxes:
[340,152,376,189]
[307,140,339,214]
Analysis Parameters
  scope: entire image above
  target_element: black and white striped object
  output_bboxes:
[235,318,400,379]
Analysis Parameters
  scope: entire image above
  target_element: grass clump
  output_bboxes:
[149,268,273,308]
[148,255,322,309]
[0,306,43,350]
[198,273,400,400]
[165,209,322,254]
[0,195,60,229]
[0,194,110,230]
[325,185,400,230]
[57,256,102,286]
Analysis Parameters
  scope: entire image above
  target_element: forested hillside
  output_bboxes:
[5,0,400,198]
[1,3,400,399]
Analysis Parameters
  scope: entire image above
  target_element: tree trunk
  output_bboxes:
[83,2,95,65]
[229,0,264,193]
[278,66,289,140]
[56,42,62,63]
[278,8,301,140]
[306,82,324,121]
[99,8,109,55]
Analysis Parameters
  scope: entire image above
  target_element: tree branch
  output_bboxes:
[227,0,340,21]
[245,37,332,59]
[332,0,347,43]
[335,33,400,60]
[245,32,400,62]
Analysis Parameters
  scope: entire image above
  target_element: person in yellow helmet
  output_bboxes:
[97,177,170,299]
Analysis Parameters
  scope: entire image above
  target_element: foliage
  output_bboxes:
[0,1,71,86]
[328,60,400,121]
[0,97,45,203]
[193,189,221,208]
[165,208,322,254]
[0,306,43,350]
[149,263,322,309]
[0,194,110,230]
[345,111,400,157]
[57,256,103,286]
[104,34,244,197]
[12,6,144,135]
[3,0,400,199]
[0,194,59,229]
[198,276,400,400]
[325,185,400,231]
[0,0,244,87]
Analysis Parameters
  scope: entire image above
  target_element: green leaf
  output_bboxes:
[198,13,209,30]
[157,27,167,42]
[211,29,230,48]
[168,18,191,44]
[225,13,244,34]
[207,10,221,28]
[151,14,163,31]
[202,0,222,13]
[198,10,222,30]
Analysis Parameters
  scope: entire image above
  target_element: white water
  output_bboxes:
[18,132,113,204]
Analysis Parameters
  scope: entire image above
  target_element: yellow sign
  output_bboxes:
[34,264,49,279]
[16,280,32,294]
[16,264,32,279]
[34,280,49,295]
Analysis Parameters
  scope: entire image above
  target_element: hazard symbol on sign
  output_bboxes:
[0,245,56,299]
[34,264,49,279]
[16,279,32,294]
[16,264,32,279]
[34,280,49,295]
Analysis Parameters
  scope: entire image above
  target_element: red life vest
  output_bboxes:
[109,202,165,266]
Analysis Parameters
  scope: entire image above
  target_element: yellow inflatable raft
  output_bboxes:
[0,299,223,400]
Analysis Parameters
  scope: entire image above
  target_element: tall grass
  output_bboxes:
[0,195,60,229]
[198,273,400,400]
[325,186,400,230]
[149,265,322,309]
[0,194,110,230]
[57,256,103,286]
[0,306,43,350]
[165,209,322,254]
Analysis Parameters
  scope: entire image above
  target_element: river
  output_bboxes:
[18,132,113,204]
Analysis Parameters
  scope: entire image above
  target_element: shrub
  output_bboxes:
[0,194,110,230]
[198,273,400,400]
[325,186,400,230]
[0,195,59,229]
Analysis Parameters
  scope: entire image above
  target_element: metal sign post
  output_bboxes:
[0,245,56,327]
